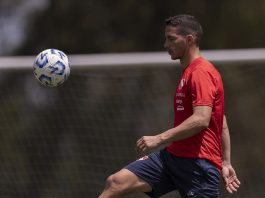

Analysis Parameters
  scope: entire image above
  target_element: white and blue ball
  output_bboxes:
[33,49,70,87]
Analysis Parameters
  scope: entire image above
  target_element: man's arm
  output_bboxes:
[222,115,231,165]
[136,105,211,154]
[222,115,241,193]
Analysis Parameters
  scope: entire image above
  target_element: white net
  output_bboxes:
[0,49,264,197]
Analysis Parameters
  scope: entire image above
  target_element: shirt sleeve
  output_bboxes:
[190,69,216,107]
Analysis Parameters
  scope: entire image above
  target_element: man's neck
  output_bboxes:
[180,47,201,68]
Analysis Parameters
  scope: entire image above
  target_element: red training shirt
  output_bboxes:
[166,57,224,170]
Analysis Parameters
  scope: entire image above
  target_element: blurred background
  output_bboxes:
[0,0,265,197]
[2,0,265,55]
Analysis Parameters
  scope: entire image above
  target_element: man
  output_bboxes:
[98,14,240,198]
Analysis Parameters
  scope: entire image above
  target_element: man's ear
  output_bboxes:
[186,34,195,45]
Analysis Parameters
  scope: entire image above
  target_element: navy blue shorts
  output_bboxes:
[125,149,220,198]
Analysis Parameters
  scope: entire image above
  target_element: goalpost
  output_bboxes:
[1,48,265,70]
[0,49,264,198]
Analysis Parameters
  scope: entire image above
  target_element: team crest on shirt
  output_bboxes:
[178,78,186,89]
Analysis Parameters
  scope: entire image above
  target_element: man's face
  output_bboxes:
[164,25,188,60]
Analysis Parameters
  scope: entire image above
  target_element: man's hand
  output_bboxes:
[135,135,163,156]
[222,164,241,193]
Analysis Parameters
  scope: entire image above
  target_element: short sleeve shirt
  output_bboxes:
[166,57,224,170]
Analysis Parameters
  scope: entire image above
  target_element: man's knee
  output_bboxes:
[105,173,127,194]
[101,169,152,197]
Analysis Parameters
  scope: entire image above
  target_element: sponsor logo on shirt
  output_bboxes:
[176,99,182,104]
[176,93,185,97]
[177,106,184,111]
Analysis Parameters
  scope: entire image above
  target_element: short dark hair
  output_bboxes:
[165,15,203,46]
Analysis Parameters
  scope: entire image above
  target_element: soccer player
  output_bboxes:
[98,14,240,198]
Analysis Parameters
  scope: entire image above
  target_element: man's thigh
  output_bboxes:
[125,150,176,198]
[113,168,152,193]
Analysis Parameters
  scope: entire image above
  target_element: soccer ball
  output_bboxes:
[33,49,70,87]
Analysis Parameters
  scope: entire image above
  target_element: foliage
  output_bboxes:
[13,0,265,55]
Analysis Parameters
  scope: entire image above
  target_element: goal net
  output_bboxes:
[0,49,264,198]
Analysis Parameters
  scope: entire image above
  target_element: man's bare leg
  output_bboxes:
[98,168,152,198]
